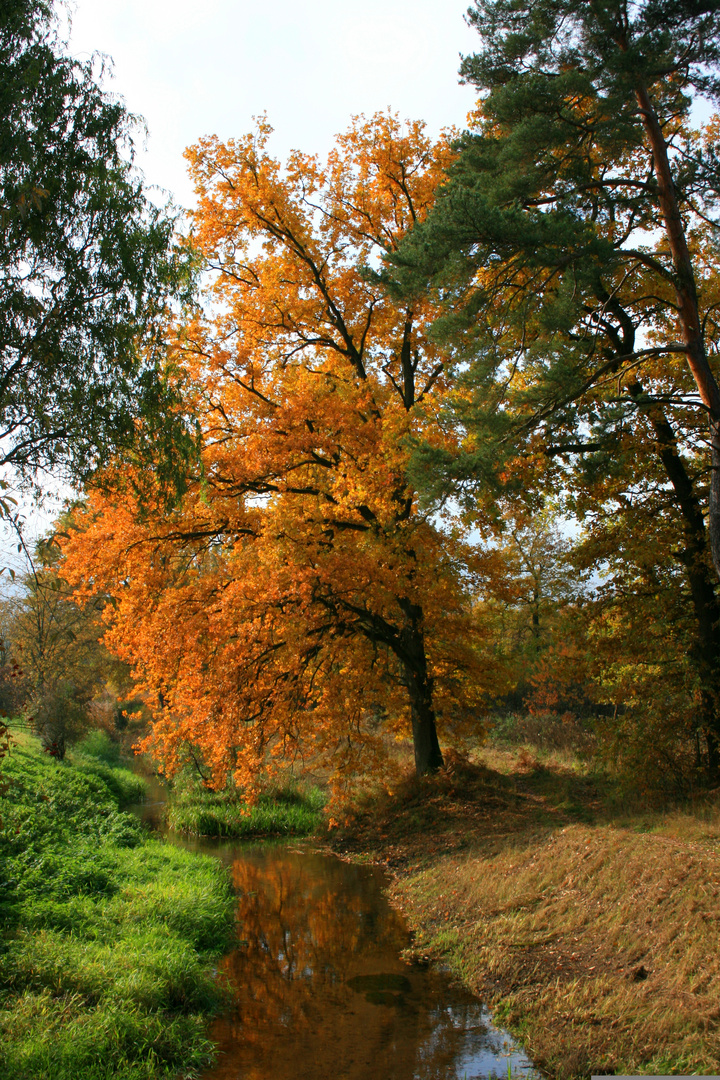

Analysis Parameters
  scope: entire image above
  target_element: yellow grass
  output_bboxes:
[329,744,720,1078]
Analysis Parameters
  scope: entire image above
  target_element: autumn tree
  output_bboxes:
[567,469,717,784]
[481,511,576,659]
[388,0,720,776]
[60,116,500,794]
[1,530,127,758]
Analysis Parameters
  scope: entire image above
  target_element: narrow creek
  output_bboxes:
[132,776,536,1080]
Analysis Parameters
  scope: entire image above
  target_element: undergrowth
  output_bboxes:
[69,729,149,806]
[0,727,235,1080]
[166,770,326,838]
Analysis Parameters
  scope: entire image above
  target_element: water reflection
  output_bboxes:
[202,846,535,1080]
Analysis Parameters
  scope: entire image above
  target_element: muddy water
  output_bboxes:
[131,779,536,1080]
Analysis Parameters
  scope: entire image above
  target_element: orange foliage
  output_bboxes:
[60,115,501,797]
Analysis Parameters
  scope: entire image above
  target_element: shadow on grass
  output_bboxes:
[330,744,720,867]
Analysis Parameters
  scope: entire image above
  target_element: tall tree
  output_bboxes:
[389,0,720,775]
[482,510,576,660]
[0,0,194,488]
[60,116,497,794]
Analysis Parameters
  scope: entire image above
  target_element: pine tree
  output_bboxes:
[389,0,720,776]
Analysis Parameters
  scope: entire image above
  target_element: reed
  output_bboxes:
[165,772,325,838]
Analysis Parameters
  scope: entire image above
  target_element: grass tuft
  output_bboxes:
[165,772,325,838]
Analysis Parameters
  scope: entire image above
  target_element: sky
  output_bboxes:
[66,0,480,210]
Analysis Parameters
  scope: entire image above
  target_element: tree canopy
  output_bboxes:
[46,0,720,794]
[60,116,503,798]
[0,0,194,486]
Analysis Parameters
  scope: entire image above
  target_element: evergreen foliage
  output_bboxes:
[387,0,720,777]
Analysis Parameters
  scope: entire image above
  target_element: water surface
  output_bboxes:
[130,779,536,1080]
[199,842,534,1080]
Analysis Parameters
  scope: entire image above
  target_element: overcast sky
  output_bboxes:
[67,0,480,209]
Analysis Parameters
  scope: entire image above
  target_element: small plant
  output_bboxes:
[74,728,121,764]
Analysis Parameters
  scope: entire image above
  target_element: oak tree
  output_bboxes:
[61,116,499,795]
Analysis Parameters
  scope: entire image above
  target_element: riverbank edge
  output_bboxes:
[318,838,548,1075]
[158,768,326,839]
[323,753,720,1080]
[0,728,237,1080]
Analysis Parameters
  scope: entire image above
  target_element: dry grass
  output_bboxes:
[328,744,720,1079]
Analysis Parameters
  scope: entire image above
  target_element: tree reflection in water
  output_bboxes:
[202,847,534,1080]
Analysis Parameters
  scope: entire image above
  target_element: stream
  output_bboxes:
[131,777,537,1080]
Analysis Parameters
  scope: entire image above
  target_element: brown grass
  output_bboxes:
[327,745,720,1079]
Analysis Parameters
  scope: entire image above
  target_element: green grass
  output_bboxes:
[0,729,235,1080]
[68,729,149,806]
[165,772,326,838]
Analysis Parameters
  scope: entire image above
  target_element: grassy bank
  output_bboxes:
[329,744,720,1079]
[165,770,325,838]
[0,728,235,1080]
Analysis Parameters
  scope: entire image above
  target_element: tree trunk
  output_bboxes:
[635,82,720,583]
[38,722,66,759]
[710,418,720,583]
[397,598,444,775]
[406,670,444,776]
[707,725,720,779]
[628,381,720,780]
